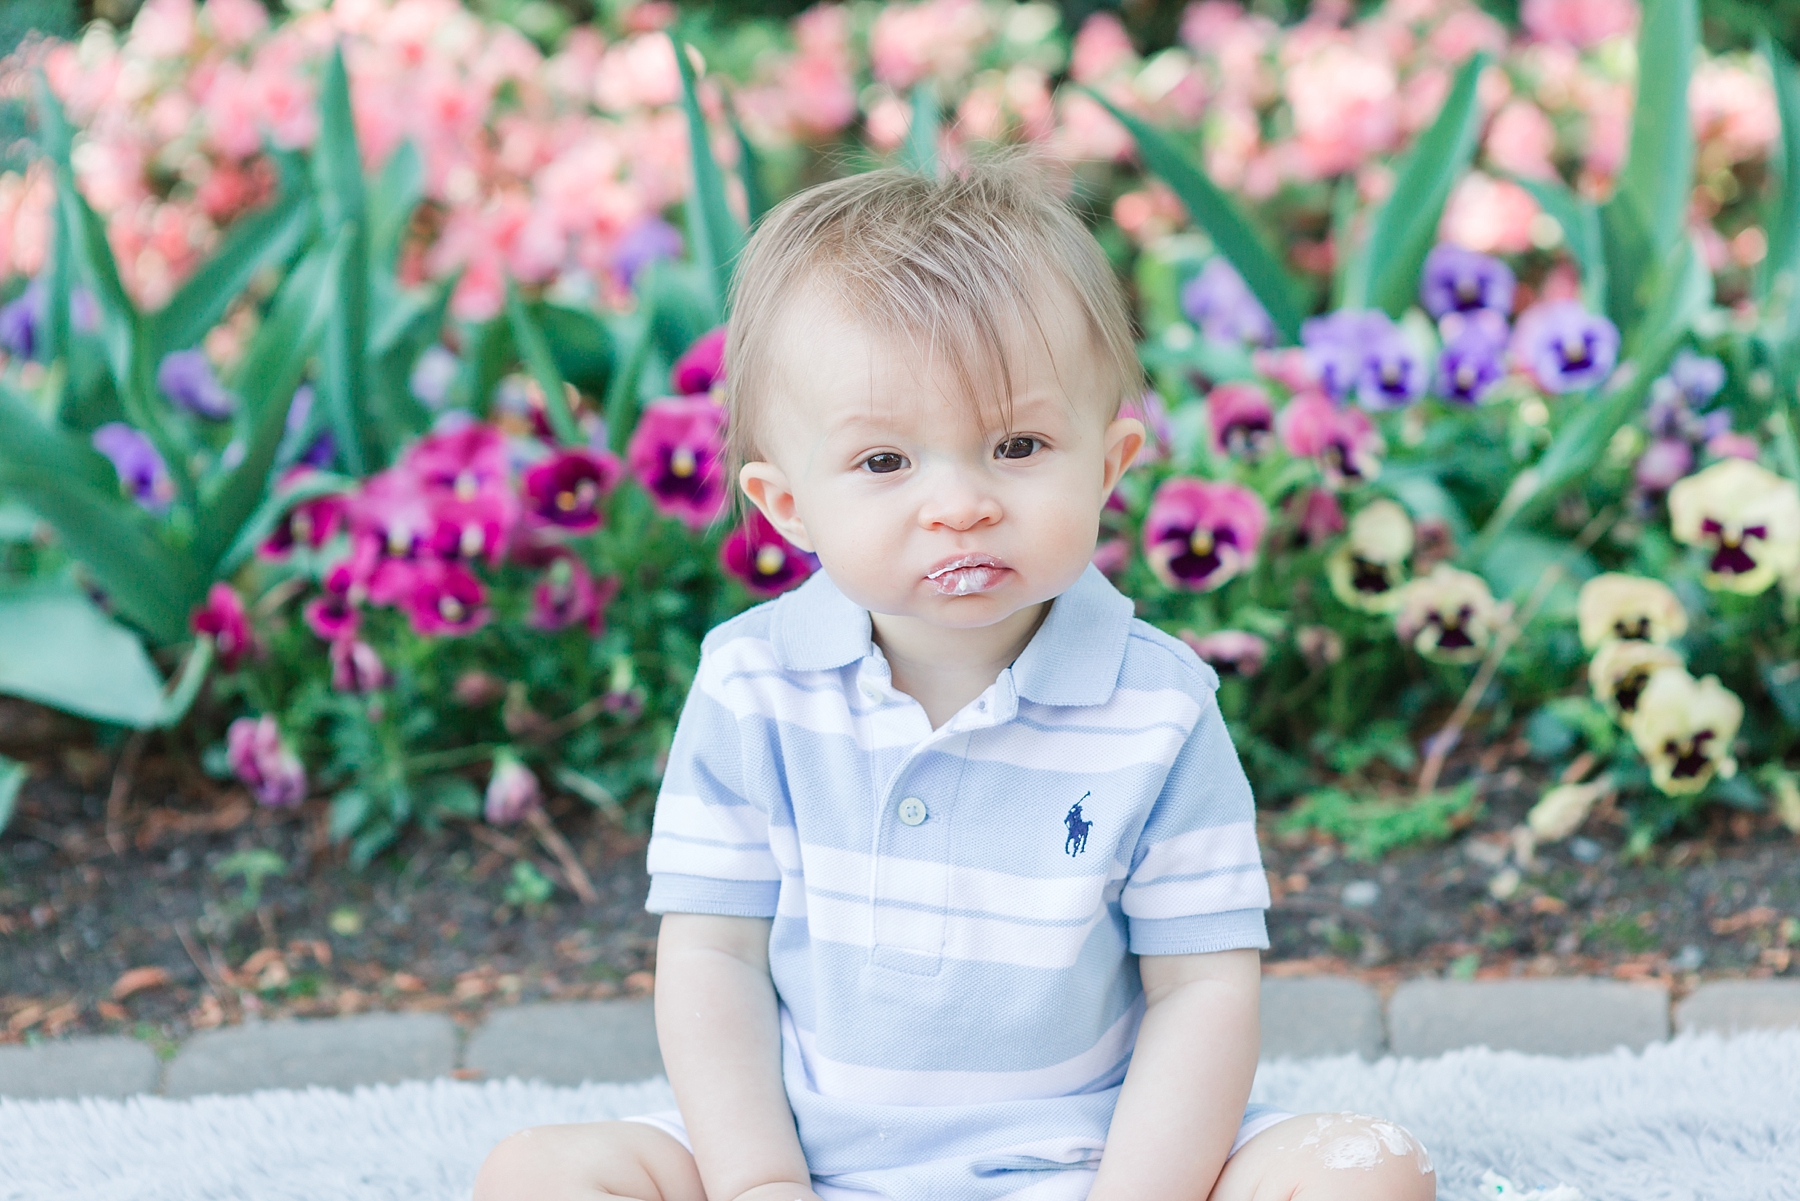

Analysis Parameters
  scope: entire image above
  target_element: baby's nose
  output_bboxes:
[917,471,1002,531]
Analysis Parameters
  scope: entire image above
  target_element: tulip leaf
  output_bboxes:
[1597,192,1654,338]
[604,301,659,456]
[194,231,343,573]
[1760,34,1800,328]
[314,47,378,474]
[449,315,514,418]
[727,100,771,226]
[1513,175,1606,313]
[0,583,175,727]
[903,82,939,178]
[43,185,72,374]
[505,279,582,445]
[1613,0,1696,262]
[146,168,313,362]
[369,139,423,275]
[0,380,196,642]
[535,302,616,397]
[0,753,23,835]
[32,73,192,508]
[673,35,745,320]
[1356,52,1489,318]
[1088,90,1306,343]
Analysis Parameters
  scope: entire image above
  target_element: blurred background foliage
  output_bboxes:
[5,0,1800,58]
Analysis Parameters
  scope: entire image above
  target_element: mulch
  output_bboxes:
[1,700,1794,1045]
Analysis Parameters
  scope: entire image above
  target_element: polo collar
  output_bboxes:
[770,565,1135,707]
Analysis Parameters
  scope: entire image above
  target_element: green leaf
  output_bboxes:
[505,280,582,444]
[1613,0,1696,260]
[672,35,745,318]
[535,302,616,397]
[1513,175,1606,312]
[1087,90,1306,343]
[368,139,422,274]
[193,230,344,573]
[0,381,197,641]
[0,584,173,727]
[1598,195,1654,336]
[1277,783,1480,861]
[1760,34,1800,315]
[0,754,24,835]
[1355,52,1489,317]
[902,82,939,178]
[727,100,770,226]
[313,47,376,474]
[146,174,312,361]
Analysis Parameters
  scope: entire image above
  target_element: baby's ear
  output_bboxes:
[738,461,815,551]
[1101,416,1146,495]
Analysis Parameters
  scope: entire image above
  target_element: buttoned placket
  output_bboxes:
[852,652,1018,973]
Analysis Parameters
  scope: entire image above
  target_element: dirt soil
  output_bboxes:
[1,701,1795,1047]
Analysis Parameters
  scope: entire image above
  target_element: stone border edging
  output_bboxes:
[3,981,1799,1100]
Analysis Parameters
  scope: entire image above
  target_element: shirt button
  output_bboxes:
[860,681,883,702]
[897,797,927,826]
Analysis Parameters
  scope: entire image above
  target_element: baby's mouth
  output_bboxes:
[926,554,1009,597]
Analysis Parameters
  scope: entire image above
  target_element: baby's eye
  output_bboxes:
[995,436,1040,460]
[863,452,907,474]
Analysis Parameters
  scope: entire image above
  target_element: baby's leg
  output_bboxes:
[1208,1112,1436,1201]
[473,1120,705,1201]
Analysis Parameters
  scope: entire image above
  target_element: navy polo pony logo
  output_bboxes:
[1064,793,1092,857]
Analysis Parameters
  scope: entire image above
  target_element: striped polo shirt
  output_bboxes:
[645,564,1272,1200]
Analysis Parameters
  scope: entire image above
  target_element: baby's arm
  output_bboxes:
[1085,948,1261,1201]
[656,914,824,1201]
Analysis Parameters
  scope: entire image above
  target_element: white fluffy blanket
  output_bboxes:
[3,1033,1796,1201]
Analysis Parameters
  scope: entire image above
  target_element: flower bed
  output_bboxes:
[0,0,1797,869]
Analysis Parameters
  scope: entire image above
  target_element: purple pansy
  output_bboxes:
[522,448,622,535]
[409,345,459,409]
[529,553,617,634]
[329,638,389,693]
[1301,309,1392,402]
[1180,258,1275,348]
[670,326,727,396]
[484,753,542,825]
[1668,349,1725,404]
[1143,477,1269,592]
[156,349,235,420]
[1207,383,1276,458]
[611,217,684,291]
[1435,310,1509,405]
[190,582,254,670]
[0,283,42,358]
[625,395,729,529]
[91,422,175,513]
[1635,438,1694,493]
[1357,325,1428,410]
[1419,244,1516,320]
[1511,301,1620,394]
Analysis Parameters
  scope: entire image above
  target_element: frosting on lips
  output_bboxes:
[927,554,1008,596]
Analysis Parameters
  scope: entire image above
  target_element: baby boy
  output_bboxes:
[475,156,1435,1201]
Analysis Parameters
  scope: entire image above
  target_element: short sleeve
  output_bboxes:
[1121,689,1271,955]
[643,644,783,918]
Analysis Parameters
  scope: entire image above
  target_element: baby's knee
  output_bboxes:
[1290,1113,1435,1199]
[473,1126,552,1201]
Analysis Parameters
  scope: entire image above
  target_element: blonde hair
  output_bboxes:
[722,151,1142,482]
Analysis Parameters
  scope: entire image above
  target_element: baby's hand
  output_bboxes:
[731,1182,827,1201]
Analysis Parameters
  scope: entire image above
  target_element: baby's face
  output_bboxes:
[739,287,1142,630]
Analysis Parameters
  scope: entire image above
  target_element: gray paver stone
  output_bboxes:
[0,1036,162,1099]
[1260,976,1384,1060]
[465,999,663,1084]
[164,1011,458,1097]
[1676,980,1800,1034]
[1388,978,1669,1056]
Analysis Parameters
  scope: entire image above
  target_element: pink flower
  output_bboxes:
[1635,438,1693,494]
[721,509,817,598]
[1279,392,1386,489]
[1707,432,1761,463]
[304,563,363,641]
[226,715,307,808]
[522,448,622,535]
[1440,173,1539,256]
[1207,383,1275,458]
[259,468,348,559]
[402,423,521,564]
[1293,487,1347,545]
[529,553,618,634]
[203,0,268,46]
[1521,0,1638,49]
[1485,101,1559,181]
[1143,477,1268,592]
[869,0,989,89]
[1179,629,1269,678]
[670,326,727,396]
[1071,13,1137,84]
[1091,538,1131,577]
[403,560,490,637]
[626,395,729,529]
[191,582,253,670]
[1284,41,1399,178]
[1691,61,1781,170]
[484,753,541,825]
[329,638,389,694]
